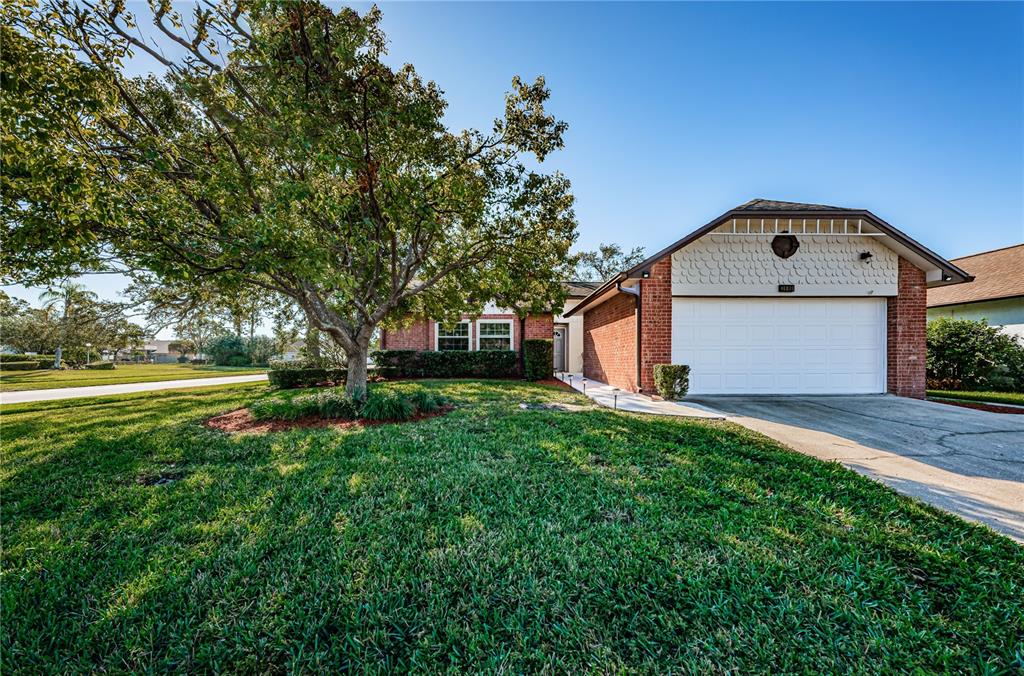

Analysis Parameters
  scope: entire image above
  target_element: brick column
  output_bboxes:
[887,258,927,398]
[639,258,673,394]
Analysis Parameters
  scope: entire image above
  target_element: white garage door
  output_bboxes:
[671,298,886,395]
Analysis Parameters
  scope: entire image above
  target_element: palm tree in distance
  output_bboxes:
[39,281,98,367]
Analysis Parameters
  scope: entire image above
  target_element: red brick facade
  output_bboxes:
[639,258,673,393]
[887,257,927,398]
[381,314,552,353]
[583,292,638,391]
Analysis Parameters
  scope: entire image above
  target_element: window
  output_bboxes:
[477,320,513,351]
[435,321,470,351]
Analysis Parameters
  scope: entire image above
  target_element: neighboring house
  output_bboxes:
[926,244,1024,340]
[564,199,970,398]
[275,340,305,362]
[140,338,189,363]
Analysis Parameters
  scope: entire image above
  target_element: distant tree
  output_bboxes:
[39,281,98,366]
[573,243,646,282]
[175,313,226,362]
[245,336,276,367]
[2,2,577,395]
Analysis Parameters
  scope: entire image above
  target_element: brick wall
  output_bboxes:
[583,292,637,391]
[639,258,673,393]
[381,313,552,353]
[887,257,927,398]
[381,319,432,350]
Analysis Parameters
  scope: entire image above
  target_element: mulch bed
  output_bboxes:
[205,405,454,435]
[537,378,574,390]
[927,398,1024,415]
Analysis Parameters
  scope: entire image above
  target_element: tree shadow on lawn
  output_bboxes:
[3,384,1023,672]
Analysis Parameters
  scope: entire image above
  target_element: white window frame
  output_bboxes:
[476,319,514,351]
[434,320,471,351]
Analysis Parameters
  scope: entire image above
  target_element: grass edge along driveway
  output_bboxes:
[2,380,1022,672]
[0,363,267,392]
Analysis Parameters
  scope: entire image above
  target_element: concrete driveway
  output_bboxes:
[686,395,1024,542]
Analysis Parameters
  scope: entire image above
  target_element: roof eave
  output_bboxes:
[565,207,973,315]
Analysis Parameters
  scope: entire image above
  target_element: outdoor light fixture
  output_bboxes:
[859,251,873,262]
[641,270,650,278]
[942,273,952,281]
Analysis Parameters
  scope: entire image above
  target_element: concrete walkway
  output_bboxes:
[0,373,268,405]
[555,373,723,419]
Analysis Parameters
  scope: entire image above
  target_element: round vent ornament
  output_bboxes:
[771,234,800,259]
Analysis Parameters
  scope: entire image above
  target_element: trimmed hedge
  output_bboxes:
[268,367,347,389]
[653,364,690,400]
[371,350,518,379]
[84,362,115,370]
[1,354,55,364]
[0,361,40,371]
[523,339,553,381]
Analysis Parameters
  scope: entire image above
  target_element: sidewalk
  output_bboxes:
[0,374,268,405]
[555,373,723,419]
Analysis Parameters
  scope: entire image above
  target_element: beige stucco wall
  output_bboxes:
[554,298,585,373]
[671,235,898,296]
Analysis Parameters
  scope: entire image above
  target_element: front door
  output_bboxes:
[553,326,567,372]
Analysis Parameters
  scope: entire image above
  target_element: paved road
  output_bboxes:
[0,373,268,405]
[688,394,1024,542]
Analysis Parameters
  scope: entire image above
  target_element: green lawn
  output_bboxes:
[2,381,1021,672]
[0,363,267,391]
[928,390,1024,406]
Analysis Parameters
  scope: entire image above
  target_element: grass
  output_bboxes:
[0,362,267,391]
[2,380,1022,672]
[927,390,1024,406]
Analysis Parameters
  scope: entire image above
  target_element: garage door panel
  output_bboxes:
[672,298,885,394]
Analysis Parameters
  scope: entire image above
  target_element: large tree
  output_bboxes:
[573,243,646,282]
[2,1,577,394]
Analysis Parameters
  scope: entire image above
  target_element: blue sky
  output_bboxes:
[7,1,1023,330]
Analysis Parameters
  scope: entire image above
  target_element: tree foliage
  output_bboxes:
[573,243,646,282]
[1,1,577,392]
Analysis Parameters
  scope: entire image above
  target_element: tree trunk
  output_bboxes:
[346,344,369,397]
[306,321,321,363]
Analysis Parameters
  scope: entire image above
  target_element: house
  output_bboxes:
[926,244,1024,340]
[380,283,598,372]
[563,199,970,398]
[383,199,971,399]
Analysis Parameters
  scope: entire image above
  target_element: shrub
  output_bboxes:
[245,336,276,366]
[371,349,517,379]
[226,354,251,367]
[927,318,1024,391]
[208,335,247,366]
[653,364,690,400]
[190,358,209,365]
[313,390,360,420]
[268,367,347,389]
[84,362,115,370]
[361,390,415,421]
[523,339,553,381]
[1,354,56,363]
[0,361,40,371]
[408,388,442,414]
[177,356,189,363]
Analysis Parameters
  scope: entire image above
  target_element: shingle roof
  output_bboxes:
[734,198,850,212]
[563,280,602,297]
[927,244,1024,307]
